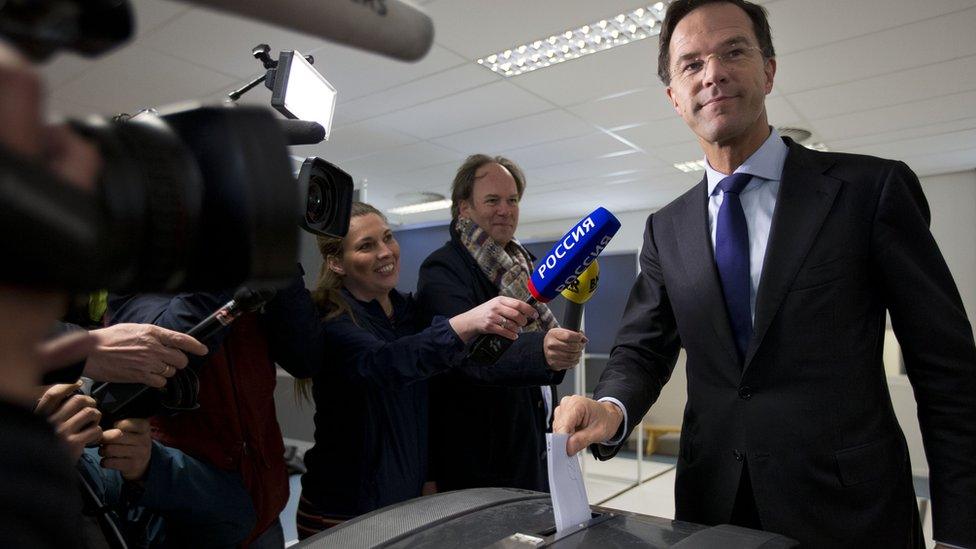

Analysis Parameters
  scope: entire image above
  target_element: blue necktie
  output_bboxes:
[715,172,753,361]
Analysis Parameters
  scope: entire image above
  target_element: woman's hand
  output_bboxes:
[449,296,540,343]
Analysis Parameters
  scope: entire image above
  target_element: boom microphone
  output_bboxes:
[466,207,621,364]
[179,0,435,62]
[560,259,599,332]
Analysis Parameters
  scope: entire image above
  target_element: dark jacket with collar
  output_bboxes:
[417,226,564,492]
[301,289,465,517]
[77,441,255,548]
[593,137,976,548]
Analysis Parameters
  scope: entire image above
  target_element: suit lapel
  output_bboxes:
[743,141,841,373]
[673,178,741,367]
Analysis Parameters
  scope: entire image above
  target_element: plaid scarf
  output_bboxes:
[454,217,559,333]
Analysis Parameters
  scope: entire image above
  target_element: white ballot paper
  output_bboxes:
[546,433,591,533]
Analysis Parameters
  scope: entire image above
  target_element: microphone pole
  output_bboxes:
[560,259,599,332]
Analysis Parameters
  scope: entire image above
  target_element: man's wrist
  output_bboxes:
[601,401,623,429]
[596,397,628,446]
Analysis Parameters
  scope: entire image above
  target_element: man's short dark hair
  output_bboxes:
[657,0,775,86]
[450,154,526,222]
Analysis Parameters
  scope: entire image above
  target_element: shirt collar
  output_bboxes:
[705,127,789,196]
[341,287,407,319]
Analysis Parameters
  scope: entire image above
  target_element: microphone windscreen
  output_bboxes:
[179,0,434,61]
[561,260,599,305]
[278,120,326,145]
[527,207,620,303]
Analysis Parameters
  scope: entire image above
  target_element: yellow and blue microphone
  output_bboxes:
[560,259,599,332]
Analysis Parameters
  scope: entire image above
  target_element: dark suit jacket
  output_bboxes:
[593,138,976,548]
[417,228,564,492]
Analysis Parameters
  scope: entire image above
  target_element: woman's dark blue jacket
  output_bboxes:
[300,289,462,517]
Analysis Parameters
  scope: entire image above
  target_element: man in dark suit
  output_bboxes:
[418,155,585,493]
[553,1,976,547]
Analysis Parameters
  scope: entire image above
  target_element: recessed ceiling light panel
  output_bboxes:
[388,193,452,215]
[673,160,706,173]
[477,2,672,77]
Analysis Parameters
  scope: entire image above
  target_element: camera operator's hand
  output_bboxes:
[0,45,102,405]
[83,323,209,388]
[448,296,540,343]
[44,125,102,190]
[0,299,93,405]
[38,329,96,372]
[544,328,587,371]
[0,43,43,157]
[0,43,101,190]
[99,418,152,481]
[35,381,103,461]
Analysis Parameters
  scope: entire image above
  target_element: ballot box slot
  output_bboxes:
[491,511,616,547]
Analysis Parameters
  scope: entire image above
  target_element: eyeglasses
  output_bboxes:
[671,45,763,84]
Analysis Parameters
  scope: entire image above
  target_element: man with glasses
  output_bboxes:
[554,1,976,547]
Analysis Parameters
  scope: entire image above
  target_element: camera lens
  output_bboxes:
[298,157,353,238]
[307,174,327,223]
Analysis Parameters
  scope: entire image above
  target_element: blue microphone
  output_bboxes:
[466,207,621,364]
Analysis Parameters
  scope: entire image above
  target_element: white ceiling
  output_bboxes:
[42,0,976,227]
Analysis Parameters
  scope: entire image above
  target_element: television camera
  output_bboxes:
[0,0,355,294]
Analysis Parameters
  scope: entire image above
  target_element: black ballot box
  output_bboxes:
[297,488,799,548]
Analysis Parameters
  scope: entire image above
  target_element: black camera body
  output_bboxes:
[2,104,304,292]
[2,1,356,421]
[1,1,354,294]
[0,0,135,62]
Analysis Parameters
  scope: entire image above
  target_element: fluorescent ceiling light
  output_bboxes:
[388,199,453,215]
[673,160,706,173]
[477,2,672,77]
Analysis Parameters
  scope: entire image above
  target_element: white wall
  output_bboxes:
[519,209,652,254]
[903,169,976,475]
[519,169,976,478]
[920,170,976,330]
